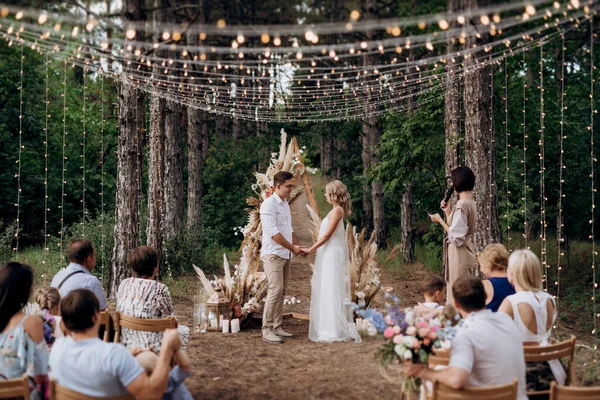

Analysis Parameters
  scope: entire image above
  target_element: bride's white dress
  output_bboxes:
[309,215,361,343]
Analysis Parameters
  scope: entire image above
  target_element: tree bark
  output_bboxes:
[401,184,415,264]
[147,95,165,253]
[110,0,145,296]
[163,99,184,237]
[370,118,386,249]
[187,108,209,229]
[320,127,334,175]
[186,3,209,230]
[463,0,502,250]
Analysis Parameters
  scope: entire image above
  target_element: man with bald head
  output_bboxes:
[51,239,107,310]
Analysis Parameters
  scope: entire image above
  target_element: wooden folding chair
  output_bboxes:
[49,379,134,400]
[98,310,110,342]
[523,336,576,397]
[549,381,600,400]
[0,374,30,400]
[113,311,176,344]
[432,378,518,400]
[429,349,450,368]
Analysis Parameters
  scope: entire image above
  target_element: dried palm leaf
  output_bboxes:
[278,129,287,163]
[192,264,216,296]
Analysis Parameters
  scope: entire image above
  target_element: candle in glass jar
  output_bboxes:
[355,318,363,330]
[221,319,229,333]
[230,318,240,333]
[210,318,218,328]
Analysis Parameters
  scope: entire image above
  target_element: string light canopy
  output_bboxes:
[0,0,595,122]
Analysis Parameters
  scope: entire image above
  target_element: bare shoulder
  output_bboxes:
[331,206,344,218]
[23,315,44,343]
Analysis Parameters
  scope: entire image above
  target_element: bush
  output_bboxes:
[0,221,15,265]
[163,226,224,277]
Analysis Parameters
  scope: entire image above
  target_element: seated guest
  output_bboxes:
[415,274,446,317]
[477,243,515,312]
[136,349,193,400]
[50,239,106,311]
[498,249,566,391]
[117,246,189,352]
[404,276,528,400]
[35,287,65,340]
[50,289,181,399]
[0,262,49,399]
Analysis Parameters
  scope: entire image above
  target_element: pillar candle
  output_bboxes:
[355,318,363,330]
[221,319,230,333]
[230,318,240,333]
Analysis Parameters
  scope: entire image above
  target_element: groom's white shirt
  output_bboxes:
[260,192,293,259]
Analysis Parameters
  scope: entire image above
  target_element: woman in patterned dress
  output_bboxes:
[0,262,49,399]
[117,246,189,352]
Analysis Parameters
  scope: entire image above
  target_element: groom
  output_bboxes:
[260,171,305,344]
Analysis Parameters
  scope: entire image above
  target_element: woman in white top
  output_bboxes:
[498,249,566,392]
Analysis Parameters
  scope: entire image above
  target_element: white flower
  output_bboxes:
[291,296,296,303]
[367,327,377,336]
[356,291,365,299]
[403,350,413,360]
[394,344,405,356]
[402,336,415,348]
[297,299,301,304]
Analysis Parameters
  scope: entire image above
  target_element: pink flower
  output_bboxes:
[406,326,417,336]
[385,316,394,326]
[393,325,401,334]
[416,321,427,328]
[413,339,421,349]
[428,331,438,340]
[393,334,404,344]
[384,327,395,339]
[423,338,431,346]
[418,327,430,338]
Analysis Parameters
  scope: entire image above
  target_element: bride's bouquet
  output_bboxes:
[354,293,459,394]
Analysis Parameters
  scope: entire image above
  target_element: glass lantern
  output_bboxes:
[206,288,230,332]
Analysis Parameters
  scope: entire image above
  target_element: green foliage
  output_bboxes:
[163,227,225,277]
[0,221,16,265]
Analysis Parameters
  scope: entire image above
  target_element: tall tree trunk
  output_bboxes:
[187,108,208,229]
[186,1,209,230]
[147,95,165,253]
[401,184,415,263]
[361,125,374,234]
[463,0,502,250]
[370,118,386,249]
[320,127,334,175]
[163,100,184,237]
[110,0,145,296]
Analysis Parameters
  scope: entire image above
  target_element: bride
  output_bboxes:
[302,180,361,343]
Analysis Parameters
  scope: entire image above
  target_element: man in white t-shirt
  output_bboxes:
[260,171,305,344]
[405,276,528,400]
[49,289,180,398]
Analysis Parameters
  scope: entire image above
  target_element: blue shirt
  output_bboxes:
[50,263,107,310]
[165,366,193,400]
[49,336,143,397]
[486,277,516,312]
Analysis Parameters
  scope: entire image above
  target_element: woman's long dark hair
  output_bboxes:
[0,262,34,332]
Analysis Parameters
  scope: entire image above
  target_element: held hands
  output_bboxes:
[291,245,308,257]
[300,245,316,255]
[403,362,426,378]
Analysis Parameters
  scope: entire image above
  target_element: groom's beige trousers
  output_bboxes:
[262,254,291,334]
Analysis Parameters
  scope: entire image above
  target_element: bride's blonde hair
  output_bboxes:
[325,180,352,216]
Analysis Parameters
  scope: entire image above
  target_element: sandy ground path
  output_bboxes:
[172,253,430,399]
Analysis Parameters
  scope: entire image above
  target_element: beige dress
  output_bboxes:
[445,199,477,303]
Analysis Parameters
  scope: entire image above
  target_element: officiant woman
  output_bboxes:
[429,166,477,303]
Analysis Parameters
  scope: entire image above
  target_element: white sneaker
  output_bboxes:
[273,328,294,338]
[262,331,283,344]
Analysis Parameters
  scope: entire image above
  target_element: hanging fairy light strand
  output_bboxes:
[99,71,105,284]
[504,56,512,248]
[59,59,67,259]
[42,52,49,280]
[14,42,24,259]
[589,15,599,360]
[522,49,529,249]
[539,41,548,291]
[81,66,87,236]
[555,32,566,329]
